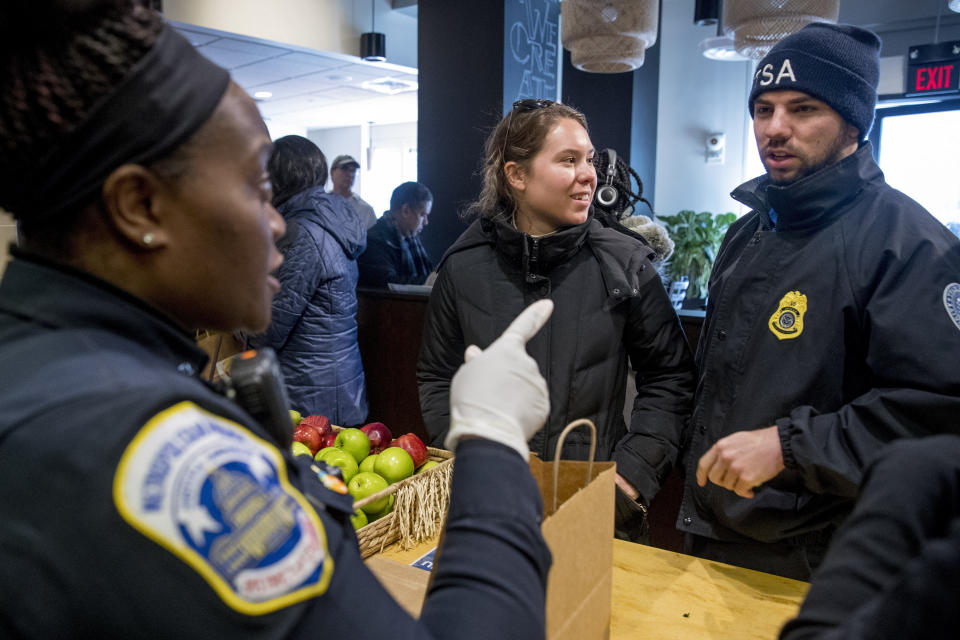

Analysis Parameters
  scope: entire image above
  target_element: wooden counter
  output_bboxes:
[368,537,807,639]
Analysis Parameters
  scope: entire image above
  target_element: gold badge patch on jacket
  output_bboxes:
[769,290,807,340]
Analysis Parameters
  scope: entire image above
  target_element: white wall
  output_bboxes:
[306,122,418,214]
[0,210,15,280]
[306,125,364,191]
[654,1,755,219]
[163,0,418,68]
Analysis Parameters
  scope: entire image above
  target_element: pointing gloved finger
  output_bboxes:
[499,299,554,345]
[463,344,483,363]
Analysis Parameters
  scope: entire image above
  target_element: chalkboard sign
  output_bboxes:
[503,0,562,114]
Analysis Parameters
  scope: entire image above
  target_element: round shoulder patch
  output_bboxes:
[945,283,960,332]
[113,401,333,615]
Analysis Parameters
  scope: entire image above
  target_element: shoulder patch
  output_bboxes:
[768,290,808,340]
[113,401,333,615]
[945,283,960,332]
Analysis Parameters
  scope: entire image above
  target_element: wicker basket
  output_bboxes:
[354,446,454,559]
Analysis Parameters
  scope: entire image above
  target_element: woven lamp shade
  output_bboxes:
[722,0,839,60]
[562,0,659,73]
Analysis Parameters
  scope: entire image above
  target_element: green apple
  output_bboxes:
[350,509,368,530]
[367,494,395,521]
[416,460,440,474]
[374,447,415,484]
[314,446,338,462]
[348,471,390,514]
[291,441,313,457]
[289,409,302,426]
[334,428,371,464]
[359,453,379,474]
[322,448,359,484]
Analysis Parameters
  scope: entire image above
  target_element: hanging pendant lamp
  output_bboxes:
[561,0,659,73]
[722,0,839,60]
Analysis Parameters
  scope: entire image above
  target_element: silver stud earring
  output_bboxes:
[142,232,154,245]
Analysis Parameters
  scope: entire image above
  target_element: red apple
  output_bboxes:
[392,433,429,469]
[300,414,331,438]
[360,422,393,454]
[293,424,322,455]
[320,432,338,449]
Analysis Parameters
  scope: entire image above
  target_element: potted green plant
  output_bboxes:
[659,210,737,302]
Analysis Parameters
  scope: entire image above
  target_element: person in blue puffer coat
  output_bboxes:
[250,135,368,424]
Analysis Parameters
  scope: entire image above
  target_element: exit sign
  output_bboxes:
[907,41,960,96]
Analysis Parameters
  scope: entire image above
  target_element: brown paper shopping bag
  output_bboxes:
[528,419,616,640]
[368,420,615,637]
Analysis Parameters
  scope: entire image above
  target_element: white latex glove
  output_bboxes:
[445,299,553,459]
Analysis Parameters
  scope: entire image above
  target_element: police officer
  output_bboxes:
[680,22,960,581]
[0,1,552,637]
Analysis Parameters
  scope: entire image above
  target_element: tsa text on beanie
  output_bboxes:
[748,23,881,140]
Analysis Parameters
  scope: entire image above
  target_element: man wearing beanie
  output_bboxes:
[679,22,960,581]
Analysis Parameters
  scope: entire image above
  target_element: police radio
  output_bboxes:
[217,348,294,448]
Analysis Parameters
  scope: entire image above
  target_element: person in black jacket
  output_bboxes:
[779,435,960,639]
[357,181,434,288]
[0,2,554,637]
[417,99,696,541]
[682,22,960,580]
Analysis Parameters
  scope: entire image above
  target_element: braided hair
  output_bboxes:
[0,0,164,252]
[592,148,653,221]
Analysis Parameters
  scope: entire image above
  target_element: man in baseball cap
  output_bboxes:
[679,22,960,581]
[329,154,376,229]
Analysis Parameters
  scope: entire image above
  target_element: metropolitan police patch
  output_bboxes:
[945,283,960,332]
[113,401,334,615]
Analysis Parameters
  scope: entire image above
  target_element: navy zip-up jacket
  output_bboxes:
[679,143,960,544]
[249,188,368,424]
[0,253,551,639]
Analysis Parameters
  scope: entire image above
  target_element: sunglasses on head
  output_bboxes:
[500,98,557,162]
[513,98,554,112]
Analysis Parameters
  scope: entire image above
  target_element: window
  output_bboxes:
[874,100,960,238]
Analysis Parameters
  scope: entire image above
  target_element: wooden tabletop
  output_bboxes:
[370,537,808,639]
[610,539,808,639]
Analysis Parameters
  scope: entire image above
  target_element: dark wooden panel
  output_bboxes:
[357,289,430,441]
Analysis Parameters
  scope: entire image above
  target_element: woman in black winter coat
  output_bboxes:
[416,100,696,538]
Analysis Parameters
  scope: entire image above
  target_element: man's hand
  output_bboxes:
[615,473,641,501]
[696,426,784,498]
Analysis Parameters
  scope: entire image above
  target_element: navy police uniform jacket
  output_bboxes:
[679,144,960,544]
[0,253,550,639]
[781,435,960,639]
[418,211,696,505]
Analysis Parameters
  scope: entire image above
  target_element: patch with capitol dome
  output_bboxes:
[113,401,334,615]
[945,283,960,332]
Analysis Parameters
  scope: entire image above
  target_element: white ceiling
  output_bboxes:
[171,21,419,137]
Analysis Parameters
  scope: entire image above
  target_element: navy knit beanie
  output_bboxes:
[748,22,881,139]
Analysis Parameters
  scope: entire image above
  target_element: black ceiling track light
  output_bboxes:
[695,0,720,26]
[361,0,386,62]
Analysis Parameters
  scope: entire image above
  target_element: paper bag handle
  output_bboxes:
[551,418,597,514]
